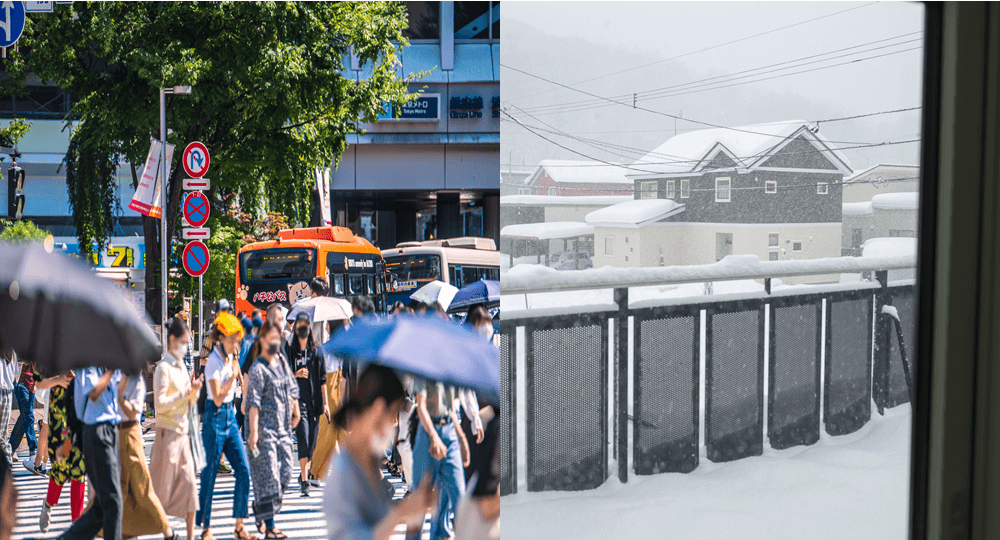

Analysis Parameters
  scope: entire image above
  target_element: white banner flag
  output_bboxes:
[316,167,332,226]
[129,139,175,218]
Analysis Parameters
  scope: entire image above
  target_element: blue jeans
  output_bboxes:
[197,401,250,528]
[409,420,466,540]
[10,383,36,453]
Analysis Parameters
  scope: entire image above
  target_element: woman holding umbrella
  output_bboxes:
[197,313,255,540]
[322,364,437,540]
[245,321,300,539]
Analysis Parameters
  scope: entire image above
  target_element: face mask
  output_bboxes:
[478,324,494,340]
[266,342,280,356]
[173,343,189,359]
[369,423,396,458]
[296,326,309,339]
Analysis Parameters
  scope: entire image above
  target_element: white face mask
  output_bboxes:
[369,423,396,458]
[478,324,494,340]
[173,343,189,359]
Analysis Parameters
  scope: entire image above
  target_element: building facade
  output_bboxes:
[842,164,920,203]
[519,159,633,197]
[842,192,919,255]
[589,121,852,283]
[332,1,500,248]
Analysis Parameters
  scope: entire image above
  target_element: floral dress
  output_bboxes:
[246,356,298,522]
[45,380,86,485]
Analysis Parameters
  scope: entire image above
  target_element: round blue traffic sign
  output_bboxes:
[182,240,210,277]
[182,191,210,228]
[0,2,26,48]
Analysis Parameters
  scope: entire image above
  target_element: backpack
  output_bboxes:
[62,377,84,448]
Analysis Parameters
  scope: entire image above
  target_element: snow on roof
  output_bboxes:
[585,199,685,227]
[500,222,595,240]
[871,192,920,210]
[500,195,633,206]
[845,163,919,182]
[863,237,917,258]
[842,201,874,216]
[528,159,633,185]
[629,120,851,176]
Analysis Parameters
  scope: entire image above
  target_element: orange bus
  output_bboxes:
[235,226,388,316]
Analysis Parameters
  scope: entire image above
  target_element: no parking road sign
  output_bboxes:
[182,141,210,178]
[182,240,210,277]
[182,191,210,228]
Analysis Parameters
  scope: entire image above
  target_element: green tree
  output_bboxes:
[4,1,420,321]
[0,219,49,243]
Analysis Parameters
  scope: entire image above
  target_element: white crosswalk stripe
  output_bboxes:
[11,429,431,540]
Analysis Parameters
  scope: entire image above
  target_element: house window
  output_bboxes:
[640,181,657,199]
[817,182,829,195]
[769,233,779,248]
[890,229,916,238]
[548,187,558,196]
[666,180,676,199]
[793,241,803,252]
[604,236,614,256]
[518,187,531,195]
[765,180,777,194]
[769,252,779,261]
[680,179,690,198]
[716,177,731,202]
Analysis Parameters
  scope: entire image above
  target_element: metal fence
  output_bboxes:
[498,260,917,495]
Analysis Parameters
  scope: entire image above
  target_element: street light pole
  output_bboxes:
[159,88,167,353]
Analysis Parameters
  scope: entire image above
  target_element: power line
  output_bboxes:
[504,1,880,104]
[519,32,923,114]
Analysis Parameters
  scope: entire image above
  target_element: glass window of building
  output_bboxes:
[402,1,440,40]
[455,1,495,40]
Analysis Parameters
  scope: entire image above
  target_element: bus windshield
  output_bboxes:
[240,248,317,282]
[385,254,443,281]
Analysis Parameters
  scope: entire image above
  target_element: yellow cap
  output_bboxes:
[214,312,245,338]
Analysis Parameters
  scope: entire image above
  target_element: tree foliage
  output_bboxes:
[0,218,49,243]
[3,2,418,319]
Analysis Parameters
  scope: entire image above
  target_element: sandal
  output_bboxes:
[201,530,214,540]
[264,529,287,540]
[234,525,257,540]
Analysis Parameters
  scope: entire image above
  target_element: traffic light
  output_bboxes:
[7,163,24,220]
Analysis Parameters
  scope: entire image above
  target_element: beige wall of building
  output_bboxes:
[842,208,918,251]
[842,165,920,203]
[595,222,843,284]
[545,205,607,223]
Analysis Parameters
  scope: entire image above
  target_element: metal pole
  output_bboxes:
[199,274,203,363]
[160,88,168,353]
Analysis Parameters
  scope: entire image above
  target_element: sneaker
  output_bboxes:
[218,462,232,474]
[23,461,45,476]
[39,501,52,532]
[300,479,310,497]
[307,479,321,487]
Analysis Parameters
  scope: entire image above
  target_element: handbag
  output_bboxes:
[188,404,207,472]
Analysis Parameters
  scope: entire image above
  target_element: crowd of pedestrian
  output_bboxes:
[0,275,501,540]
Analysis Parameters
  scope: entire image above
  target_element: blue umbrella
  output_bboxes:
[448,279,500,312]
[322,315,500,405]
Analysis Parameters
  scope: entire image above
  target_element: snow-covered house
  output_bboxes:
[589,121,850,280]
[521,159,633,196]
[842,192,920,256]
[842,164,920,204]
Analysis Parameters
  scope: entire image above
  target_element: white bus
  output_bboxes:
[382,237,501,307]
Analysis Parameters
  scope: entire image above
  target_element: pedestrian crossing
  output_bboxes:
[11,429,430,540]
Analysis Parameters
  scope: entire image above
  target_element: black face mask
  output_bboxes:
[266,342,279,356]
[296,326,309,339]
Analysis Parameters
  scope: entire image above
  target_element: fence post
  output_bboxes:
[873,270,890,415]
[614,286,628,483]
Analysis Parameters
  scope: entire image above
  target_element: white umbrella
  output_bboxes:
[286,296,353,323]
[410,280,459,310]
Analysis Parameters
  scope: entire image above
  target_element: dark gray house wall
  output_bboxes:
[500,206,544,226]
[633,170,843,224]
[758,135,841,170]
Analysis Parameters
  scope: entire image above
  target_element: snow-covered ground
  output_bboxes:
[502,404,912,540]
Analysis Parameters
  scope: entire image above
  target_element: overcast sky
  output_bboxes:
[501,2,926,175]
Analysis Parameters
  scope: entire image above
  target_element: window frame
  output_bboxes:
[454,1,499,42]
[768,233,779,248]
[639,181,658,199]
[548,186,558,196]
[817,182,829,195]
[768,251,779,261]
[680,178,690,198]
[666,180,676,199]
[792,241,803,252]
[604,236,614,257]
[518,187,531,195]
[765,180,778,194]
[715,177,731,202]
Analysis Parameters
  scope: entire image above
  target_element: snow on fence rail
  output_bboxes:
[496,257,918,497]
[500,253,917,294]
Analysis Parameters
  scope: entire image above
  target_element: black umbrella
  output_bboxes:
[0,243,159,376]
